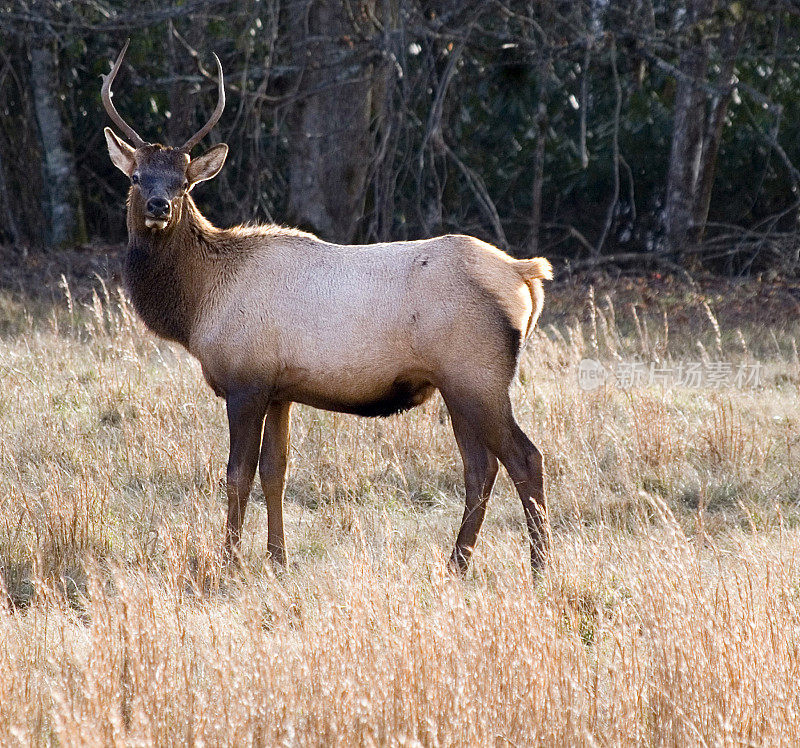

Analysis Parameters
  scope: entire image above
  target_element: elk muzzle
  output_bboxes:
[145,196,171,229]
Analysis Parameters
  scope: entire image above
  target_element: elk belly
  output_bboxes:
[285,374,435,418]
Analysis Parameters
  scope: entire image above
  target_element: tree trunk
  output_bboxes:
[286,0,378,242]
[691,22,745,243]
[0,145,20,246]
[662,13,709,257]
[527,44,553,258]
[663,3,747,257]
[527,102,548,257]
[30,40,86,247]
[367,0,401,242]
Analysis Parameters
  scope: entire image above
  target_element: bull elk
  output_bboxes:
[101,41,553,573]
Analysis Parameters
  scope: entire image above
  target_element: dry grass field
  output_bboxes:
[1,255,800,746]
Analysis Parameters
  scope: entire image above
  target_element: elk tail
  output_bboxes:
[511,257,552,341]
[512,257,553,281]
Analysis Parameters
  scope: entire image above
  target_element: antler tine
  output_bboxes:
[101,39,146,148]
[180,53,225,152]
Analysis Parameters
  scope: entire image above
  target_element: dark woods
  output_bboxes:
[1,0,800,275]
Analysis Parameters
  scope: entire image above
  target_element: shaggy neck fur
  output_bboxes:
[125,189,226,348]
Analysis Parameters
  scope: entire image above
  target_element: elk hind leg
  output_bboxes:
[448,408,499,574]
[504,423,550,572]
[445,390,550,573]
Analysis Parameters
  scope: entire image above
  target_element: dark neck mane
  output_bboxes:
[124,192,218,348]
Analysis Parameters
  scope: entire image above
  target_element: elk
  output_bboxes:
[101,41,553,573]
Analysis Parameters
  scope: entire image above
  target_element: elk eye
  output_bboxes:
[182,180,189,191]
[131,174,140,185]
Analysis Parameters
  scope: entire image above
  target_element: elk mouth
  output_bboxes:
[144,216,170,230]
[144,209,171,230]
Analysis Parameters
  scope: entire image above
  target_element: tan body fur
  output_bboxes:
[189,226,547,415]
[102,44,552,573]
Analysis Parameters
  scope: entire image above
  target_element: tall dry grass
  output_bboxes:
[1,278,799,745]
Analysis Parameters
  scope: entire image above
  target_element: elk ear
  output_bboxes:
[186,144,228,189]
[104,127,137,176]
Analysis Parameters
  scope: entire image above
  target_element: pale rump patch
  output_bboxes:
[458,236,549,343]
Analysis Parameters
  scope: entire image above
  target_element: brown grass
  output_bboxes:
[1,275,800,745]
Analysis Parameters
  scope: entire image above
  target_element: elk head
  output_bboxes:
[102,40,228,230]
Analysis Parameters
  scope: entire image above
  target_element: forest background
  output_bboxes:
[2,0,800,278]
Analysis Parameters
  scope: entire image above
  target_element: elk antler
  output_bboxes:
[101,39,146,148]
[180,54,225,152]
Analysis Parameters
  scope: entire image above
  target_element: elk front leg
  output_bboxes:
[224,389,268,559]
[259,400,292,566]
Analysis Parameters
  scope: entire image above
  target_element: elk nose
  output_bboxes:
[146,197,170,217]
